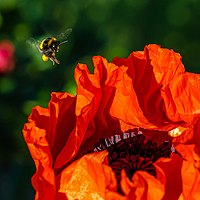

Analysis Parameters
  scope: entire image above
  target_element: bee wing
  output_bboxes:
[26,38,40,50]
[56,28,72,40]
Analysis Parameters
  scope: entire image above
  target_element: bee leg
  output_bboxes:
[50,56,60,65]
[54,58,60,64]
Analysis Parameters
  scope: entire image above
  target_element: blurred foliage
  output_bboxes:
[0,0,200,199]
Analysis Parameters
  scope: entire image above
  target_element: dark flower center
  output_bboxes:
[94,129,177,194]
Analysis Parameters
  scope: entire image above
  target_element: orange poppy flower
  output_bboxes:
[23,44,200,200]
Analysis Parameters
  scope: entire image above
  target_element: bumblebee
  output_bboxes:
[28,28,72,65]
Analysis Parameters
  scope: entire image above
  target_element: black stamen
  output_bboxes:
[94,130,177,195]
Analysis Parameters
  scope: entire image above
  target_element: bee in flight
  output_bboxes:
[28,28,72,65]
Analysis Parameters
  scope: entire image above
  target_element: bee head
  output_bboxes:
[51,40,60,52]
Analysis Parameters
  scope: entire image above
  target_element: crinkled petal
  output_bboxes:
[182,158,200,199]
[23,110,56,200]
[50,92,76,161]
[105,168,165,200]
[154,154,183,200]
[56,151,108,200]
[23,93,76,199]
[155,144,200,200]
[112,44,185,130]
[175,144,200,199]
[54,63,102,169]
[144,44,185,85]
[163,72,200,126]
[93,56,149,133]
[172,118,200,153]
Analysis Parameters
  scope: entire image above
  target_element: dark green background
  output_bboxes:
[0,0,200,199]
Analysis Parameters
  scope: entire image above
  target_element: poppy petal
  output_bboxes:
[23,107,56,200]
[56,151,108,200]
[163,72,200,126]
[175,144,200,199]
[54,63,102,169]
[23,93,76,199]
[182,157,200,199]
[112,44,185,129]
[128,170,164,200]
[154,154,183,200]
